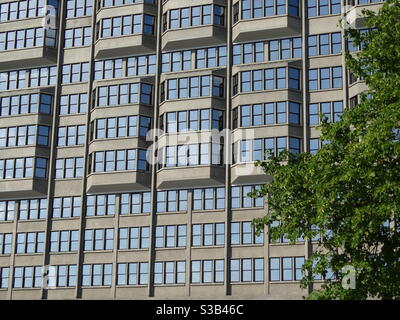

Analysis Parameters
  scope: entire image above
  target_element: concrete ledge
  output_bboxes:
[162,25,226,51]
[0,47,57,71]
[233,16,301,43]
[86,171,151,193]
[94,34,156,60]
[157,166,225,189]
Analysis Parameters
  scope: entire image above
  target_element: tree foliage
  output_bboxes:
[252,0,400,299]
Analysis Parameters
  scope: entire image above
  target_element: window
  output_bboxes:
[59,93,86,115]
[241,220,254,243]
[54,157,83,179]
[318,0,332,15]
[0,157,48,180]
[13,266,42,288]
[97,83,153,107]
[86,194,116,217]
[231,221,264,245]
[117,262,148,285]
[61,63,89,84]
[231,258,264,282]
[307,0,341,17]
[93,116,150,140]
[52,196,81,218]
[155,225,187,248]
[192,188,225,211]
[268,37,302,61]
[308,66,342,90]
[28,66,57,88]
[0,0,53,22]
[154,261,186,285]
[165,5,224,31]
[235,67,300,94]
[288,67,300,89]
[284,257,300,280]
[0,125,50,147]
[162,145,173,167]
[308,101,343,125]
[347,28,374,52]
[164,109,223,133]
[48,265,77,288]
[191,260,224,284]
[163,75,224,101]
[194,47,227,69]
[308,32,342,56]
[269,256,305,281]
[66,0,92,18]
[100,14,155,38]
[64,27,92,48]
[82,264,112,287]
[90,149,148,173]
[192,223,225,247]
[1,94,51,117]
[323,101,332,122]
[255,70,263,91]
[294,257,305,280]
[84,229,114,251]
[269,221,304,243]
[57,125,85,146]
[94,59,123,80]
[0,234,12,255]
[234,102,300,128]
[0,27,56,51]
[156,190,188,213]
[269,258,281,281]
[0,69,44,91]
[18,199,47,220]
[144,15,155,34]
[16,232,45,254]
[0,201,16,221]
[240,0,299,20]
[235,137,301,163]
[0,267,10,289]
[191,6,201,26]
[119,227,150,249]
[126,55,156,76]
[161,143,223,168]
[50,231,79,252]
[120,192,151,215]
[309,138,321,154]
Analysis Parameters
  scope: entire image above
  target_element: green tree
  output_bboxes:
[251,0,400,300]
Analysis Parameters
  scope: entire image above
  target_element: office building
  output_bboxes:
[0,0,383,299]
